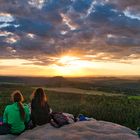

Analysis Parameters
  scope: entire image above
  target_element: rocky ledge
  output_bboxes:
[0,120,139,140]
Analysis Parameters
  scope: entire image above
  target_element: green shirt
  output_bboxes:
[3,102,30,134]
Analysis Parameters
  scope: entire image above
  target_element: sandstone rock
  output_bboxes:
[0,120,139,140]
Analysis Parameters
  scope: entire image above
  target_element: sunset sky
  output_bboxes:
[0,0,140,77]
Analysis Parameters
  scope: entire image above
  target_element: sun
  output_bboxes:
[57,56,80,66]
[50,55,99,76]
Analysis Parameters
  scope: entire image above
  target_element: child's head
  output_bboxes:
[11,90,24,103]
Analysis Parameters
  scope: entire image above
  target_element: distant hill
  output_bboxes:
[0,76,67,86]
[0,76,140,95]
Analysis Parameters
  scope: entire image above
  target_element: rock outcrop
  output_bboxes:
[0,120,139,140]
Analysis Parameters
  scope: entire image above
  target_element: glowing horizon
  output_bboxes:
[0,1,140,77]
[0,54,140,77]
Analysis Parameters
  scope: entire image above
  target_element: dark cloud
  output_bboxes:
[0,0,140,65]
[107,36,140,46]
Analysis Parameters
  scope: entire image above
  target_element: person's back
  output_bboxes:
[31,88,51,126]
[3,91,30,134]
[31,99,50,125]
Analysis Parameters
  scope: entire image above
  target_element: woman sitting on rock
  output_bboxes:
[30,88,51,126]
[3,90,30,135]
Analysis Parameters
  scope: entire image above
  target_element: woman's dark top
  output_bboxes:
[31,100,51,126]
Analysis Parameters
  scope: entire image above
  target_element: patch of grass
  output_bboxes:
[128,96,140,100]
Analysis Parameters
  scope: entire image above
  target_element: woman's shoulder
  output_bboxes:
[45,102,50,110]
[30,99,35,104]
[4,104,13,111]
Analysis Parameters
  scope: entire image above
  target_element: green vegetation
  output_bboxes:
[128,96,140,100]
[0,84,140,130]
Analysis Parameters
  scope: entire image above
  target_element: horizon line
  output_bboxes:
[0,74,140,78]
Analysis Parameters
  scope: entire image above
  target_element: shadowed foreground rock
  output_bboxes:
[0,120,139,140]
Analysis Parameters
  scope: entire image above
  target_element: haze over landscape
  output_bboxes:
[0,0,140,77]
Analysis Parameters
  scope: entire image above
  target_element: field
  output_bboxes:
[0,76,140,130]
[46,87,124,96]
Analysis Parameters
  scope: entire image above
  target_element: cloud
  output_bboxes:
[0,0,140,65]
[28,0,46,9]
[123,7,140,20]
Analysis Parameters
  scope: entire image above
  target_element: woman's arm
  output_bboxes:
[3,106,8,123]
